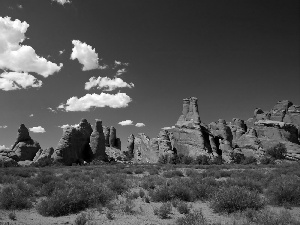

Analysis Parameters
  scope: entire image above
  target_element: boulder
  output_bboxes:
[52,119,93,166]
[89,120,106,161]
[33,147,54,164]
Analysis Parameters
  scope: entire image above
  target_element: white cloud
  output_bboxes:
[58,92,132,111]
[0,125,8,128]
[0,17,63,77]
[135,123,145,127]
[118,120,133,126]
[52,0,71,5]
[47,107,57,113]
[29,114,34,117]
[85,76,134,91]
[29,126,46,133]
[113,60,129,69]
[0,145,8,150]
[0,72,42,91]
[58,124,79,129]
[70,40,105,71]
[18,5,23,9]
[59,50,65,55]
[116,68,127,76]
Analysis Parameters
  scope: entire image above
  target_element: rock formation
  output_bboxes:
[52,119,93,165]
[89,120,106,161]
[33,147,54,164]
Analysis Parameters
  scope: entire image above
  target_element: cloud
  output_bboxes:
[0,72,42,91]
[29,126,46,133]
[59,50,65,55]
[58,124,79,129]
[116,68,127,76]
[70,40,105,71]
[85,76,134,91]
[52,0,71,5]
[0,125,8,128]
[47,107,57,113]
[113,60,129,69]
[58,92,132,111]
[0,17,63,78]
[162,126,174,130]
[29,114,34,117]
[118,120,133,126]
[135,123,145,127]
[0,145,8,150]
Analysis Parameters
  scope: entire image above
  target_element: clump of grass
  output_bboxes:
[154,202,172,219]
[106,210,114,220]
[210,186,265,213]
[74,210,95,225]
[139,189,145,198]
[149,185,172,202]
[140,175,166,190]
[176,201,190,214]
[8,211,16,220]
[134,167,145,174]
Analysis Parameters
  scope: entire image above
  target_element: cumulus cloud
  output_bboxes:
[0,72,42,91]
[118,120,133,126]
[113,60,129,68]
[29,114,34,117]
[58,92,132,111]
[29,126,46,133]
[52,0,71,5]
[59,50,65,55]
[135,123,145,127]
[58,124,79,129]
[85,76,134,91]
[0,125,8,128]
[70,40,106,71]
[0,17,63,78]
[0,145,8,150]
[116,68,127,76]
[47,107,57,113]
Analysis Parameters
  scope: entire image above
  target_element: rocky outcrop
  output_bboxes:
[52,119,93,166]
[127,134,135,159]
[176,97,201,129]
[33,147,54,164]
[0,155,18,167]
[89,120,106,161]
[12,124,41,161]
[133,133,159,163]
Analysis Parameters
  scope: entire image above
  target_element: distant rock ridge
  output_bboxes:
[128,98,300,164]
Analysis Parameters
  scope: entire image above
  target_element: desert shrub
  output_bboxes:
[40,180,67,197]
[121,199,135,214]
[149,185,172,202]
[265,175,300,206]
[134,167,145,174]
[169,180,195,202]
[148,168,159,175]
[158,155,169,164]
[195,155,210,165]
[0,182,33,210]
[210,157,223,165]
[163,170,184,178]
[223,178,263,193]
[242,156,257,165]
[210,186,265,213]
[260,156,275,165]
[265,143,287,160]
[144,196,150,203]
[106,174,129,194]
[176,210,208,225]
[74,211,95,225]
[8,211,16,220]
[230,152,246,164]
[185,169,199,177]
[139,189,145,198]
[140,175,166,190]
[126,191,139,199]
[122,168,134,174]
[106,210,114,220]
[176,201,190,214]
[0,174,18,184]
[181,156,194,165]
[36,181,114,217]
[27,172,60,189]
[190,182,216,200]
[154,202,172,219]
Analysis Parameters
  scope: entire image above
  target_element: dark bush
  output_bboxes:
[163,170,184,178]
[195,155,210,165]
[176,201,190,214]
[0,182,33,210]
[230,152,246,164]
[106,174,129,194]
[211,186,265,213]
[260,156,275,165]
[176,210,208,225]
[158,155,169,164]
[140,175,166,190]
[266,175,300,206]
[154,202,172,219]
[223,178,263,193]
[169,180,195,202]
[149,185,172,202]
[242,156,257,165]
[266,143,287,160]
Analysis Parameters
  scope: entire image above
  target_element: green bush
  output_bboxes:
[154,202,172,219]
[266,143,287,160]
[210,186,265,213]
[140,175,166,190]
[169,180,195,202]
[266,175,300,206]
[242,156,257,165]
[176,201,190,214]
[0,182,34,210]
[149,185,172,202]
[223,178,263,193]
[230,152,245,164]
[195,155,210,165]
[106,174,129,194]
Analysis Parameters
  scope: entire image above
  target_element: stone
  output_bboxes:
[230,118,247,142]
[89,120,106,161]
[127,134,135,158]
[176,97,201,129]
[109,126,117,147]
[11,124,31,150]
[33,147,54,164]
[133,133,159,163]
[103,126,110,147]
[270,100,293,122]
[52,119,93,166]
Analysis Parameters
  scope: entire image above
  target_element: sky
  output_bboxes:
[0,0,299,150]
